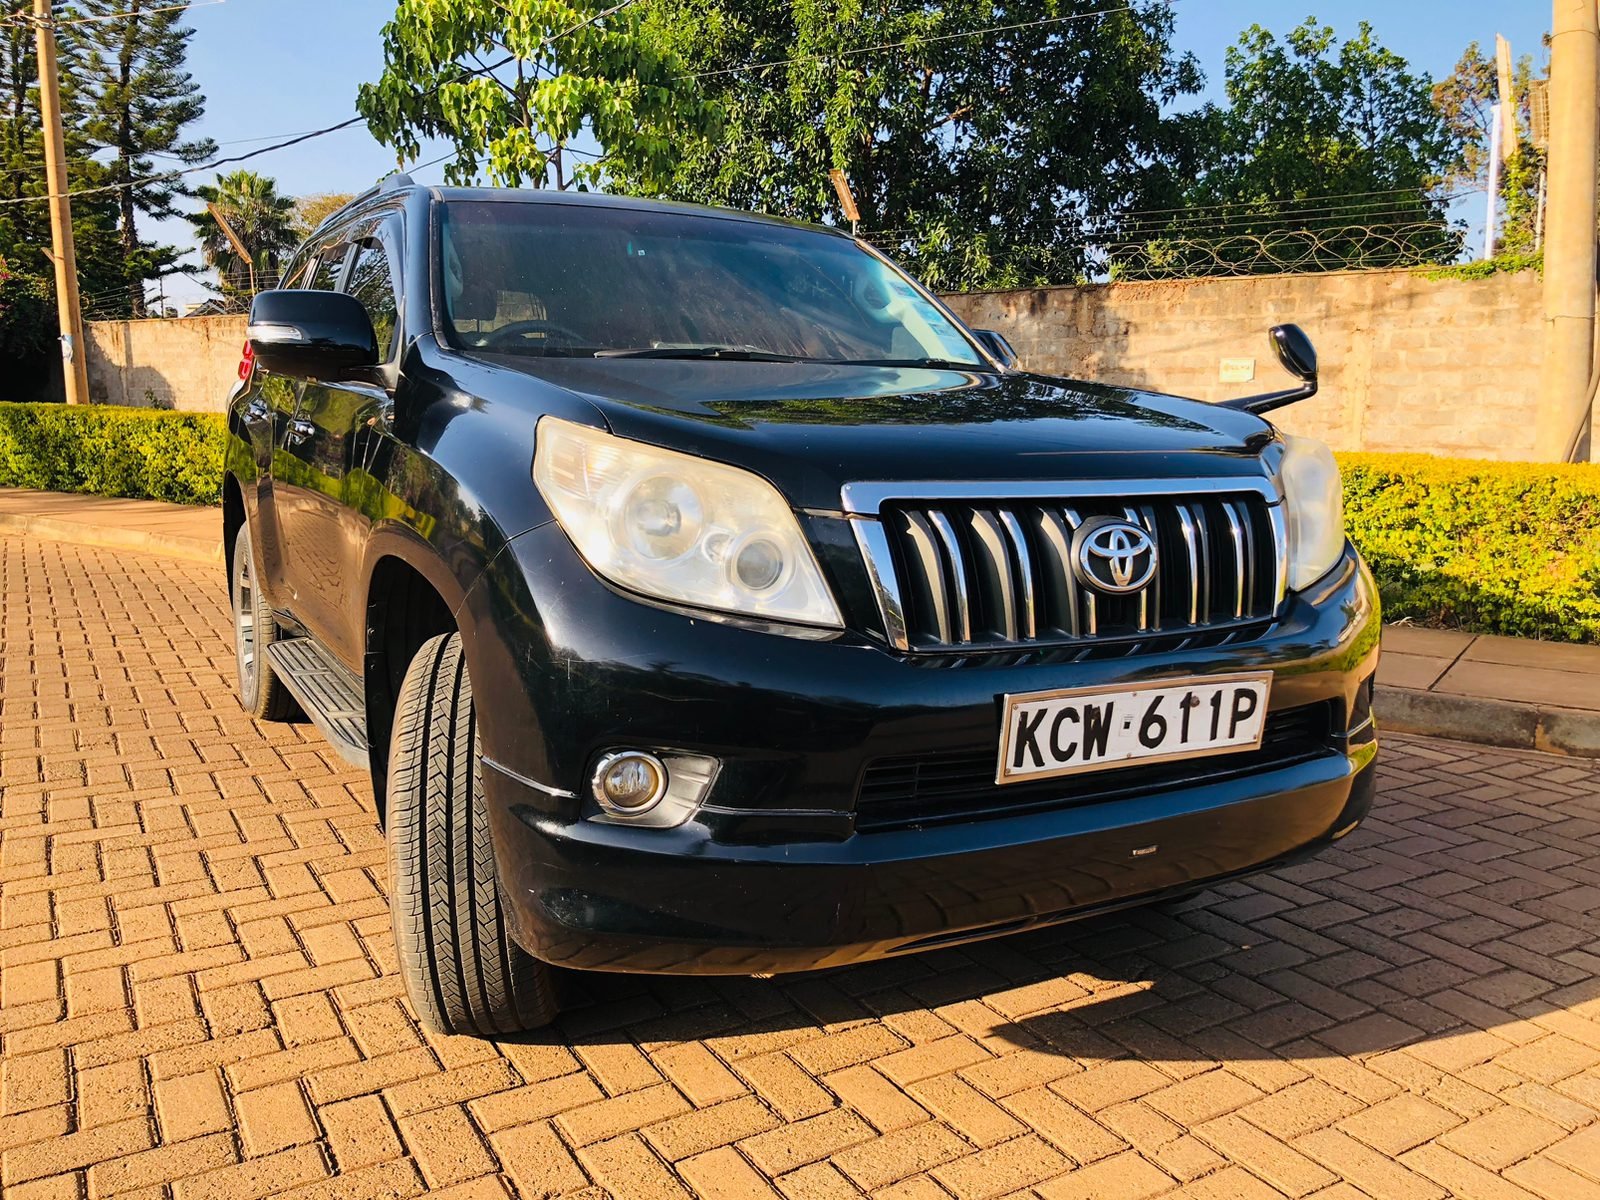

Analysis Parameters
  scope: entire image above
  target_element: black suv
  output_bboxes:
[225,177,1380,1035]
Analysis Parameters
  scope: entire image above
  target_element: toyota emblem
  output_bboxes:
[1071,517,1158,594]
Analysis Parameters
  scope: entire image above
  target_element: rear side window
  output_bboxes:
[308,245,347,291]
[346,237,399,361]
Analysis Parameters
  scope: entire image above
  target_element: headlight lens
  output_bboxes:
[533,417,842,628]
[1280,434,1345,591]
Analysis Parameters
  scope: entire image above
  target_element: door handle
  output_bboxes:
[286,418,316,446]
[243,399,269,423]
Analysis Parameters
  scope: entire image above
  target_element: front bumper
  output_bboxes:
[465,525,1380,974]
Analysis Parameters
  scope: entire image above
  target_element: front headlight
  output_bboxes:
[533,417,843,628]
[1280,434,1345,591]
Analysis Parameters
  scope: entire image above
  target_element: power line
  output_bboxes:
[1,0,228,30]
[678,3,1144,82]
[0,0,643,207]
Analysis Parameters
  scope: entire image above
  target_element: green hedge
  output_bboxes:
[1341,452,1600,644]
[0,405,1595,642]
[0,402,224,506]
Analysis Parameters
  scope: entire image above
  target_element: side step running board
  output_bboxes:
[266,638,369,768]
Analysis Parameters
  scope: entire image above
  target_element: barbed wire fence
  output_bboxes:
[865,186,1490,287]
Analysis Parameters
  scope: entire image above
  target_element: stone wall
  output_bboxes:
[85,272,1553,461]
[85,315,247,414]
[944,268,1547,460]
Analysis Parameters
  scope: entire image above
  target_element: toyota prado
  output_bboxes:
[225,176,1379,1034]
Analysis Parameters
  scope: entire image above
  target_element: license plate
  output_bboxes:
[997,673,1274,785]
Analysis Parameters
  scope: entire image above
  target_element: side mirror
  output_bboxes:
[1271,323,1316,382]
[248,289,379,381]
[973,328,1018,369]
[1220,323,1319,415]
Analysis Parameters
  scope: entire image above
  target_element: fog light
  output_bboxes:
[592,751,668,815]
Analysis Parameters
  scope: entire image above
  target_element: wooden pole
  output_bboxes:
[1537,0,1600,461]
[33,0,90,405]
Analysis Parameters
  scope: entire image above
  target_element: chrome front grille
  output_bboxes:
[847,480,1286,652]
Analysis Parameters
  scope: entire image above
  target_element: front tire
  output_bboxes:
[387,633,560,1035]
[231,524,296,721]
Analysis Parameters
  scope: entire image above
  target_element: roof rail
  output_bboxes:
[310,173,418,236]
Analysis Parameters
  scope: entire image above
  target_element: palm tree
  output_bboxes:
[184,170,298,309]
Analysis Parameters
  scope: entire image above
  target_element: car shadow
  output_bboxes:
[493,748,1600,1067]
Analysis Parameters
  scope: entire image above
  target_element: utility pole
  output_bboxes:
[1537,0,1599,461]
[33,0,90,405]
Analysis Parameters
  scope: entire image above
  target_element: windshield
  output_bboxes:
[438,200,986,367]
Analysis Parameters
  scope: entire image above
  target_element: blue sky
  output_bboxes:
[147,0,1555,307]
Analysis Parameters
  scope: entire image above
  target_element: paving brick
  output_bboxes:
[679,1146,784,1199]
[554,1081,692,1147]
[830,1123,971,1190]
[318,1095,404,1172]
[170,1143,330,1200]
[396,1105,495,1188]
[485,1121,589,1197]
[86,1131,237,1197]
[739,1108,875,1176]
[469,1073,605,1132]
[2,1115,153,1186]
[649,1041,747,1106]
[1033,1150,1176,1200]
[153,1071,232,1144]
[1143,1071,1266,1127]
[235,1080,318,1156]
[931,1133,1070,1199]
[1335,1092,1463,1155]
[1436,1103,1564,1170]
[577,1133,690,1199]
[642,1094,779,1161]
[1294,1128,1447,1200]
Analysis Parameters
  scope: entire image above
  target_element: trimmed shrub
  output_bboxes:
[1340,452,1600,644]
[0,406,1594,643]
[0,402,225,507]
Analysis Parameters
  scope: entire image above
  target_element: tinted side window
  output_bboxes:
[346,238,399,360]
[282,251,315,289]
[308,244,348,291]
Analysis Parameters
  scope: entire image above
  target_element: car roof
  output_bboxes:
[430,185,850,238]
[314,176,849,242]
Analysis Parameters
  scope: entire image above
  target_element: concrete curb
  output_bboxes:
[0,512,223,566]
[1376,684,1600,759]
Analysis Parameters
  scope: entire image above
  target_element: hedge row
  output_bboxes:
[0,402,225,507]
[1340,452,1600,644]
[0,405,1595,642]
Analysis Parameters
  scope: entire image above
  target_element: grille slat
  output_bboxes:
[879,489,1282,652]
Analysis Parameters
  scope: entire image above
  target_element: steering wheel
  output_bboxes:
[480,319,588,349]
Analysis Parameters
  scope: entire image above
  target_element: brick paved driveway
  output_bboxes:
[2,535,1599,1200]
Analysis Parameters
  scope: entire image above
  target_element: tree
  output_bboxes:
[1120,20,1463,278]
[184,170,297,308]
[615,0,1204,292]
[1433,42,1545,257]
[75,0,215,317]
[75,0,214,317]
[292,192,356,240]
[0,11,126,386]
[356,0,717,192]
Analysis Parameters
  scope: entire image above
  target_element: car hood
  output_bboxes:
[477,355,1277,512]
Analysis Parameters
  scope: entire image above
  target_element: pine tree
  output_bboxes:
[76,0,214,317]
[0,10,125,377]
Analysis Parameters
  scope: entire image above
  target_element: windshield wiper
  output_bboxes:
[838,357,987,370]
[593,345,811,362]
